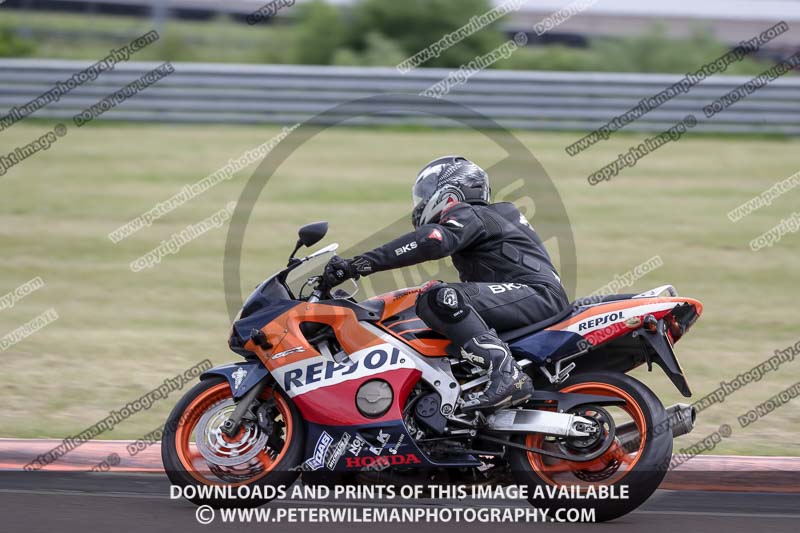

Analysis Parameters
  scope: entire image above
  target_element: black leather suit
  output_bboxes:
[351,201,569,344]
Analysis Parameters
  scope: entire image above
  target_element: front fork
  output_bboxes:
[220,379,268,437]
[200,361,273,437]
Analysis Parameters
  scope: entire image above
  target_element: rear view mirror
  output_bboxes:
[298,221,328,248]
[289,221,329,264]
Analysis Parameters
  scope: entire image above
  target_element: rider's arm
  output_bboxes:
[351,203,485,275]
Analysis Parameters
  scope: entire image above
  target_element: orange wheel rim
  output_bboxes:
[175,382,294,485]
[526,382,647,486]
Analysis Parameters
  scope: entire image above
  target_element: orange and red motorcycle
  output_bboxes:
[162,222,703,521]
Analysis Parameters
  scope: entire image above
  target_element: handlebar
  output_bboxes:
[308,290,323,303]
[306,275,330,303]
[301,265,359,304]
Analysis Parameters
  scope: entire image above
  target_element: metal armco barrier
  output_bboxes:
[1,59,799,135]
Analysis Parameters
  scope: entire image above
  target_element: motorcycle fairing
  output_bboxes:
[231,299,466,458]
[241,302,425,426]
[509,298,683,361]
[511,296,702,395]
[278,347,422,426]
[229,299,300,357]
[508,330,580,363]
[371,288,451,356]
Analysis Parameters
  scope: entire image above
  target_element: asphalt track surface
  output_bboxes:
[1,473,798,533]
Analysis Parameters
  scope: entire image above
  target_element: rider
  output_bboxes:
[322,156,569,413]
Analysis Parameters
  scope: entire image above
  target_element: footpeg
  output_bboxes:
[539,360,576,384]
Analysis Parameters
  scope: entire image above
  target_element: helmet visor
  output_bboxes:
[412,171,438,209]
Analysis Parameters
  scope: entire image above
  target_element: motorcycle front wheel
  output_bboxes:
[161,376,304,508]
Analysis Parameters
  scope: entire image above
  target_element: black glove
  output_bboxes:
[322,255,360,289]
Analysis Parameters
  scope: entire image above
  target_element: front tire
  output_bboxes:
[161,376,304,508]
[508,371,672,522]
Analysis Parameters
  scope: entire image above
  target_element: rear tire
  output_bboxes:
[508,371,672,522]
[161,377,304,508]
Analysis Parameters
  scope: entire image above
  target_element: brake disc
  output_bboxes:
[195,398,268,467]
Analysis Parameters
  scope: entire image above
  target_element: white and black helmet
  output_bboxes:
[411,156,490,228]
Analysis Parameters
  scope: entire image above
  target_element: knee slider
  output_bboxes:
[418,284,470,324]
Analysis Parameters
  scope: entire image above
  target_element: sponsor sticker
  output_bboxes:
[567,302,676,335]
[270,344,415,397]
[368,429,391,455]
[232,367,247,389]
[388,434,405,455]
[348,435,366,457]
[303,431,333,471]
[344,453,421,469]
[326,432,351,470]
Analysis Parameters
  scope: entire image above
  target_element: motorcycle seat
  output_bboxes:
[572,293,637,306]
[498,304,574,342]
[498,293,636,343]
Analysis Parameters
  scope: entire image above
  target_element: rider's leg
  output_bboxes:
[460,282,570,331]
[415,282,533,413]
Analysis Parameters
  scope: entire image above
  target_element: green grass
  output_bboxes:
[0,9,295,63]
[0,121,798,457]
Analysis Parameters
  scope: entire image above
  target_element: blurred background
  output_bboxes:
[2,0,799,71]
[1,0,798,457]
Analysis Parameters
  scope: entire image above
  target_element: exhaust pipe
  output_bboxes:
[667,403,697,438]
[616,403,696,451]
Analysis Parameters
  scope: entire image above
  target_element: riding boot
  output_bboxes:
[459,331,533,413]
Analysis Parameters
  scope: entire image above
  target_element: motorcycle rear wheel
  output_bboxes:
[508,371,672,522]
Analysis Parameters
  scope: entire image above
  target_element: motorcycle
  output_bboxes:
[162,221,703,521]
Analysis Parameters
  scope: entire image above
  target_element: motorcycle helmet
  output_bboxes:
[411,155,490,228]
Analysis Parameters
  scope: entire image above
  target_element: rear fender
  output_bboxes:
[636,320,692,397]
[201,361,272,399]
